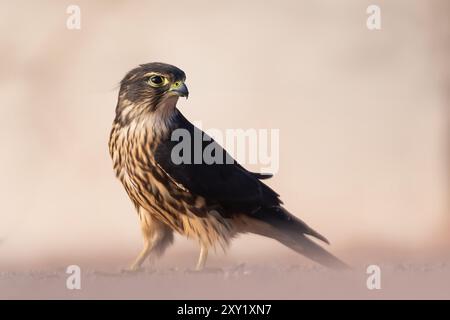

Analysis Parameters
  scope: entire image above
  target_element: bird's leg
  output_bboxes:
[195,245,208,271]
[125,210,174,273]
[128,239,152,271]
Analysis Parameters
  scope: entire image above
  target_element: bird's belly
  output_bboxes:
[117,163,236,249]
[118,165,166,208]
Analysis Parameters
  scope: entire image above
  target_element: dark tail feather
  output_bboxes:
[249,207,349,270]
[276,232,349,269]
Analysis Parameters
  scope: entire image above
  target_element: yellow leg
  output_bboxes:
[195,245,208,270]
[128,240,152,271]
[126,208,174,272]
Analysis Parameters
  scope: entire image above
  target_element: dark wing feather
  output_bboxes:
[154,111,281,214]
[251,172,273,180]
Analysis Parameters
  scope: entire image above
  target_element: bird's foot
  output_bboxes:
[120,265,145,274]
[185,267,224,274]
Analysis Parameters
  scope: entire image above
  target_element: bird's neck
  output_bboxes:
[115,96,180,140]
[149,96,180,137]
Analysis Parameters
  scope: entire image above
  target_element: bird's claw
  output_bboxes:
[185,267,224,274]
[121,266,145,274]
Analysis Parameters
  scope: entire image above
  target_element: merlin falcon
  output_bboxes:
[109,62,347,271]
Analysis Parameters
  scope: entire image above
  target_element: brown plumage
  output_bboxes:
[109,62,348,270]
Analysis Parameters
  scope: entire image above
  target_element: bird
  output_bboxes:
[109,62,348,271]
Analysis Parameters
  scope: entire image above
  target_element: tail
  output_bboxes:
[276,232,349,270]
[247,207,349,270]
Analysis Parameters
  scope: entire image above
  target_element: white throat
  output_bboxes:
[150,95,180,135]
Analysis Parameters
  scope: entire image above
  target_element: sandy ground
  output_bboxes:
[2,253,449,300]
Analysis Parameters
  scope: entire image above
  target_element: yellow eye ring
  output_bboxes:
[147,74,168,87]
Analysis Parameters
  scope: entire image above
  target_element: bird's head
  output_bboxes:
[116,62,188,122]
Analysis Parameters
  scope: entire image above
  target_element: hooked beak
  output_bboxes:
[169,81,189,99]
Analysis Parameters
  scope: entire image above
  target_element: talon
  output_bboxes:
[186,267,224,274]
[121,266,144,274]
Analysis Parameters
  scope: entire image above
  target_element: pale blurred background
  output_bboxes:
[0,0,448,273]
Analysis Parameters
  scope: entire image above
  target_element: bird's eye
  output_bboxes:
[147,75,167,87]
